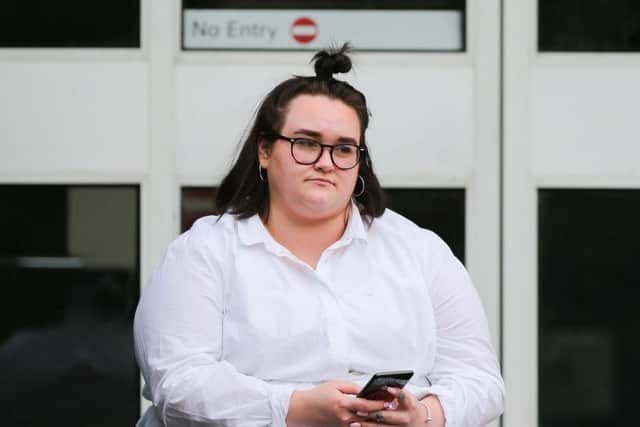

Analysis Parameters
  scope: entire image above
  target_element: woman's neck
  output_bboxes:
[263,203,350,269]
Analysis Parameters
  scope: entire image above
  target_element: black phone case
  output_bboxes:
[357,370,414,400]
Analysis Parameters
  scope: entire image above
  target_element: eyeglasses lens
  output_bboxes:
[292,140,359,169]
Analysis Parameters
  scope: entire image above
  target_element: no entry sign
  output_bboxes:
[291,17,318,44]
[183,9,463,51]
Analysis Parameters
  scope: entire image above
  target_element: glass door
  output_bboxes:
[503,1,640,426]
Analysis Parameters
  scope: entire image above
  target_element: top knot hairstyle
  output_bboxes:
[215,43,386,223]
[313,44,352,79]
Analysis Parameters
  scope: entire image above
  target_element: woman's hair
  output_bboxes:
[215,43,386,223]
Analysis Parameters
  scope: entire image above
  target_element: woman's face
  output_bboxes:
[259,94,361,223]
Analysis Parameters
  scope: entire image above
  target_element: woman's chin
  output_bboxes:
[296,198,348,221]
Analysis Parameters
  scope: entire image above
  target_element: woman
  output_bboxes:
[134,45,505,427]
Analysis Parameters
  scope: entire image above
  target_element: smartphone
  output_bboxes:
[356,370,414,401]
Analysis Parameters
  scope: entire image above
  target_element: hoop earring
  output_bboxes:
[353,175,365,197]
[258,163,266,182]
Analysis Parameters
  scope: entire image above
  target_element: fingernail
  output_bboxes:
[350,423,361,427]
[390,401,399,410]
[356,411,368,416]
[383,401,391,409]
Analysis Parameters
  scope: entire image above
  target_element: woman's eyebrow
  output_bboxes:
[336,136,358,144]
[292,128,322,138]
[292,129,358,144]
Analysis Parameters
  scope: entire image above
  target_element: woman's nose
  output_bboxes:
[314,146,335,170]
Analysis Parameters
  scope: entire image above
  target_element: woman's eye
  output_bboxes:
[296,139,319,148]
[336,145,356,155]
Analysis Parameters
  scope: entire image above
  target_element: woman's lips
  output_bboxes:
[306,178,335,186]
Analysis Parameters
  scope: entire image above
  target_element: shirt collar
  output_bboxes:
[340,200,368,244]
[237,214,272,247]
[236,200,368,249]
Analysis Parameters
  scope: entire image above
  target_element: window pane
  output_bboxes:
[0,0,140,48]
[539,0,640,52]
[385,188,465,263]
[0,185,140,425]
[182,0,465,51]
[181,187,465,263]
[539,189,640,426]
[181,187,218,232]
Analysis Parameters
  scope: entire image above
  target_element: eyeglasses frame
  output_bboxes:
[272,133,366,170]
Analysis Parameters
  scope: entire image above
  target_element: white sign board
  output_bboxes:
[183,9,463,51]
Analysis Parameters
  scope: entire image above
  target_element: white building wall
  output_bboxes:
[0,62,147,179]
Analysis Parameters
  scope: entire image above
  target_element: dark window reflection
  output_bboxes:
[0,0,140,47]
[181,187,219,232]
[0,185,140,426]
[181,187,465,263]
[539,0,640,51]
[183,0,465,11]
[539,189,640,426]
[385,188,465,264]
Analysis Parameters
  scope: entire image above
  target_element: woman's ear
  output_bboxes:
[257,138,272,167]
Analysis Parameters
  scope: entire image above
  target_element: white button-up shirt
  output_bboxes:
[134,205,504,427]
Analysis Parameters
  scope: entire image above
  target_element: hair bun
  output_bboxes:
[312,43,352,79]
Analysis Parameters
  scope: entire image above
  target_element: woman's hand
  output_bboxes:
[286,381,389,427]
[349,387,444,427]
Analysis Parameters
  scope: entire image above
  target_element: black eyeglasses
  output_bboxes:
[273,134,365,170]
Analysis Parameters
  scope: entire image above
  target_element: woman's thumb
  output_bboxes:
[333,381,362,395]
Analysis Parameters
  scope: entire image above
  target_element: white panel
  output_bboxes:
[0,62,147,177]
[503,0,538,425]
[177,58,473,186]
[531,67,640,179]
[466,0,502,377]
[177,61,283,184]
[358,66,473,187]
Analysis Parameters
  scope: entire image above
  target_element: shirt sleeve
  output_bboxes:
[422,233,505,427]
[134,221,294,427]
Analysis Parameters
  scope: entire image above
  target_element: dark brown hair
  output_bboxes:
[216,44,385,223]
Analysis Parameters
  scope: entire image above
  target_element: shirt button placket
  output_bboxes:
[315,256,349,374]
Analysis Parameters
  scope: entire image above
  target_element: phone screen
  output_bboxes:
[356,370,414,400]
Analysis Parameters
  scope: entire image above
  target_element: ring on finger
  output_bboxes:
[374,412,384,423]
[398,391,405,402]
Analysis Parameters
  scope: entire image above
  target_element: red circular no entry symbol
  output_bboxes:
[291,17,318,44]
